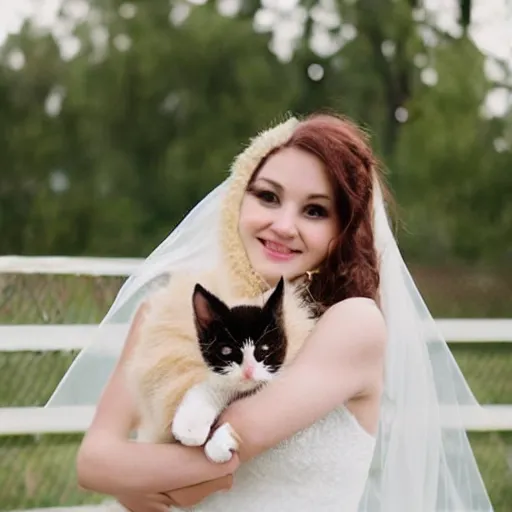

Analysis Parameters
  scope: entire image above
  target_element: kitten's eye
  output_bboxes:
[261,344,269,351]
[221,346,232,356]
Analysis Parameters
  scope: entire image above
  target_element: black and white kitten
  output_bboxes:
[171,277,287,462]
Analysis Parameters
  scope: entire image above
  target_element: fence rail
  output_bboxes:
[2,320,511,353]
[0,406,95,436]
[0,255,142,276]
[10,507,103,512]
[1,404,511,437]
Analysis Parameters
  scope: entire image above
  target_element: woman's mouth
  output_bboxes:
[258,239,300,262]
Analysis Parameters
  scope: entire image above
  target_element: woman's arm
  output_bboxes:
[76,303,239,497]
[216,297,386,462]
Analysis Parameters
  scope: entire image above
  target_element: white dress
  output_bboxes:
[175,406,376,512]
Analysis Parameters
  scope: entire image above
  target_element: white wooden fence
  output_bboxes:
[1,255,511,437]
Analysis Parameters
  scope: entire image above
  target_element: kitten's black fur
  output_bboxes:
[192,277,287,374]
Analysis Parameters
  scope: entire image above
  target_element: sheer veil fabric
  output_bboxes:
[47,117,493,511]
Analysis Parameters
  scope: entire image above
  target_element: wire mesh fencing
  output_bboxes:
[0,273,125,510]
[0,268,511,511]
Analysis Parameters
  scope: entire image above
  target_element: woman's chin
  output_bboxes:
[258,266,305,287]
[250,254,311,287]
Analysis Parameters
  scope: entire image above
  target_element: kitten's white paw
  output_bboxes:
[172,409,215,446]
[204,423,240,463]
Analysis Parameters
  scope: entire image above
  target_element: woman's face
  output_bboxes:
[238,147,339,287]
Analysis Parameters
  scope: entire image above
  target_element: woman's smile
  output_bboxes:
[258,238,301,262]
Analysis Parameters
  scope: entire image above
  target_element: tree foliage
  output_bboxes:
[0,0,510,265]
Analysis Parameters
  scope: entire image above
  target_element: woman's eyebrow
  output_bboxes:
[256,177,331,201]
[256,177,283,191]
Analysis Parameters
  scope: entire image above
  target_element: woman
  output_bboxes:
[47,114,493,511]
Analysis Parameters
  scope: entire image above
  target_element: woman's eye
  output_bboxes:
[221,346,232,356]
[305,204,328,218]
[255,189,279,205]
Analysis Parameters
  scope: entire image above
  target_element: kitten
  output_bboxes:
[125,272,315,464]
[171,277,287,462]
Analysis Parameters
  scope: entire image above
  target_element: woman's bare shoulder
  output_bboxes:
[326,296,383,324]
[315,296,387,356]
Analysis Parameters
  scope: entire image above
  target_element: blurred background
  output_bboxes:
[0,0,511,510]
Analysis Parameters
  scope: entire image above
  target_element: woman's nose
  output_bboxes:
[271,210,298,238]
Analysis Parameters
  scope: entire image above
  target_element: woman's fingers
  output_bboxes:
[165,473,234,508]
[116,493,172,512]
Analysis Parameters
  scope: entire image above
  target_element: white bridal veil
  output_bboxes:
[47,117,494,511]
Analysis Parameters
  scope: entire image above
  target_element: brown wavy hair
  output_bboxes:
[250,113,390,314]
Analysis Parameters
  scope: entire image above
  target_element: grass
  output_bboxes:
[0,267,511,511]
[0,435,103,509]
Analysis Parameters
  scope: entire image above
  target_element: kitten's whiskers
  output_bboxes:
[259,338,284,360]
[255,324,279,345]
[220,364,235,376]
[200,336,218,352]
[223,327,239,345]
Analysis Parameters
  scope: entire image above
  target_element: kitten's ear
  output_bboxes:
[192,284,230,332]
[262,277,284,319]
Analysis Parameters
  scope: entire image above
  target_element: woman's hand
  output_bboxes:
[116,472,235,511]
[166,472,235,508]
[116,491,174,512]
